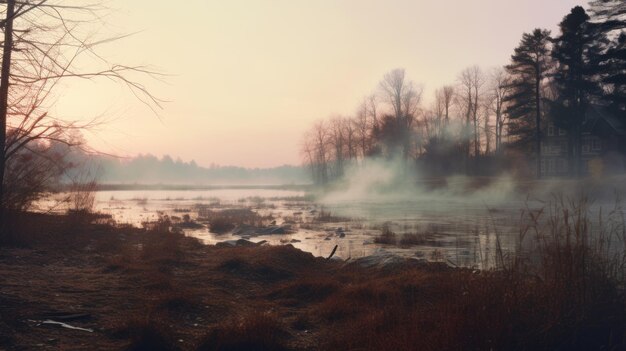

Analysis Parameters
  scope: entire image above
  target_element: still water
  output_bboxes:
[81,187,554,268]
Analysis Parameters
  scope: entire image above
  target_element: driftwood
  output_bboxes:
[29,319,94,333]
[326,244,338,260]
[42,320,94,333]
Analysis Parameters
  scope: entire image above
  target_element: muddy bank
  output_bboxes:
[0,212,624,350]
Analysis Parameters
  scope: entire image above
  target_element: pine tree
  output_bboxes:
[600,33,626,115]
[589,0,626,22]
[550,6,604,177]
[589,1,626,116]
[504,29,552,177]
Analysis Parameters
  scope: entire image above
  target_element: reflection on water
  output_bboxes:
[320,197,529,267]
[94,189,305,225]
[44,188,624,269]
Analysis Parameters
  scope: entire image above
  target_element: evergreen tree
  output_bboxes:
[599,33,626,115]
[589,1,626,116]
[589,0,626,22]
[504,29,552,177]
[550,6,604,177]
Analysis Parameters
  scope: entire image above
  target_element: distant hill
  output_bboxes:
[67,153,310,185]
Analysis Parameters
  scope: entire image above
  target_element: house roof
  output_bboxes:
[581,105,626,136]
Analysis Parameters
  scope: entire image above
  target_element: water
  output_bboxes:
[44,186,626,268]
[94,188,305,225]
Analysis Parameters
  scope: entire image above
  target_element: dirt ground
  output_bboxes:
[0,212,624,351]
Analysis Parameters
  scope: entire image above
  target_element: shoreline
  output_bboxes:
[1,212,624,350]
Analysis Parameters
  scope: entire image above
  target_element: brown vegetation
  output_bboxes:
[198,208,273,234]
[315,208,350,223]
[1,199,625,350]
[373,223,397,244]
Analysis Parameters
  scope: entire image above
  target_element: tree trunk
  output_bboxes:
[535,67,542,179]
[0,0,16,217]
[484,113,491,155]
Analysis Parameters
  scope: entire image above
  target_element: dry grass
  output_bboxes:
[315,208,351,223]
[196,311,288,351]
[314,196,626,350]
[199,208,273,234]
[374,223,397,245]
[269,276,341,305]
[112,314,178,351]
[399,232,426,246]
[2,195,626,350]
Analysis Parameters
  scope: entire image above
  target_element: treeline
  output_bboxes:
[301,1,625,183]
[4,136,309,211]
[89,154,308,185]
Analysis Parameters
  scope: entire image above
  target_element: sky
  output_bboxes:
[51,0,586,168]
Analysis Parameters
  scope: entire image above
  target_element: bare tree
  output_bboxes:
[458,66,485,169]
[441,85,455,127]
[0,1,161,219]
[482,105,492,155]
[378,68,423,159]
[312,120,329,184]
[354,99,370,160]
[429,99,444,140]
[433,86,455,139]
[379,68,422,125]
[487,68,511,154]
[343,117,357,162]
[300,136,317,183]
[366,94,379,131]
[328,117,346,178]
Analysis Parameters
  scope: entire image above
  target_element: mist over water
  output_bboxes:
[319,157,518,208]
[54,155,626,268]
[320,155,626,209]
[311,157,626,266]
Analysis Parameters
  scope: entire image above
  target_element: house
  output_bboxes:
[540,106,626,177]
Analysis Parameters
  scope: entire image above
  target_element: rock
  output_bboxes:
[172,221,204,230]
[215,240,238,247]
[232,224,258,236]
[215,239,262,248]
[290,239,301,243]
[348,249,451,271]
[257,225,291,235]
[349,249,404,268]
[233,224,292,236]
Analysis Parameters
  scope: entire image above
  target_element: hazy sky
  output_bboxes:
[52,0,586,168]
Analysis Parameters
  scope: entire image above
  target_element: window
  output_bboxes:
[547,125,555,136]
[542,142,562,155]
[541,159,546,174]
[558,159,568,173]
[591,138,601,151]
[558,128,566,136]
[582,138,591,153]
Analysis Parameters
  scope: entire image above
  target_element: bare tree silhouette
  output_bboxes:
[0,0,162,226]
